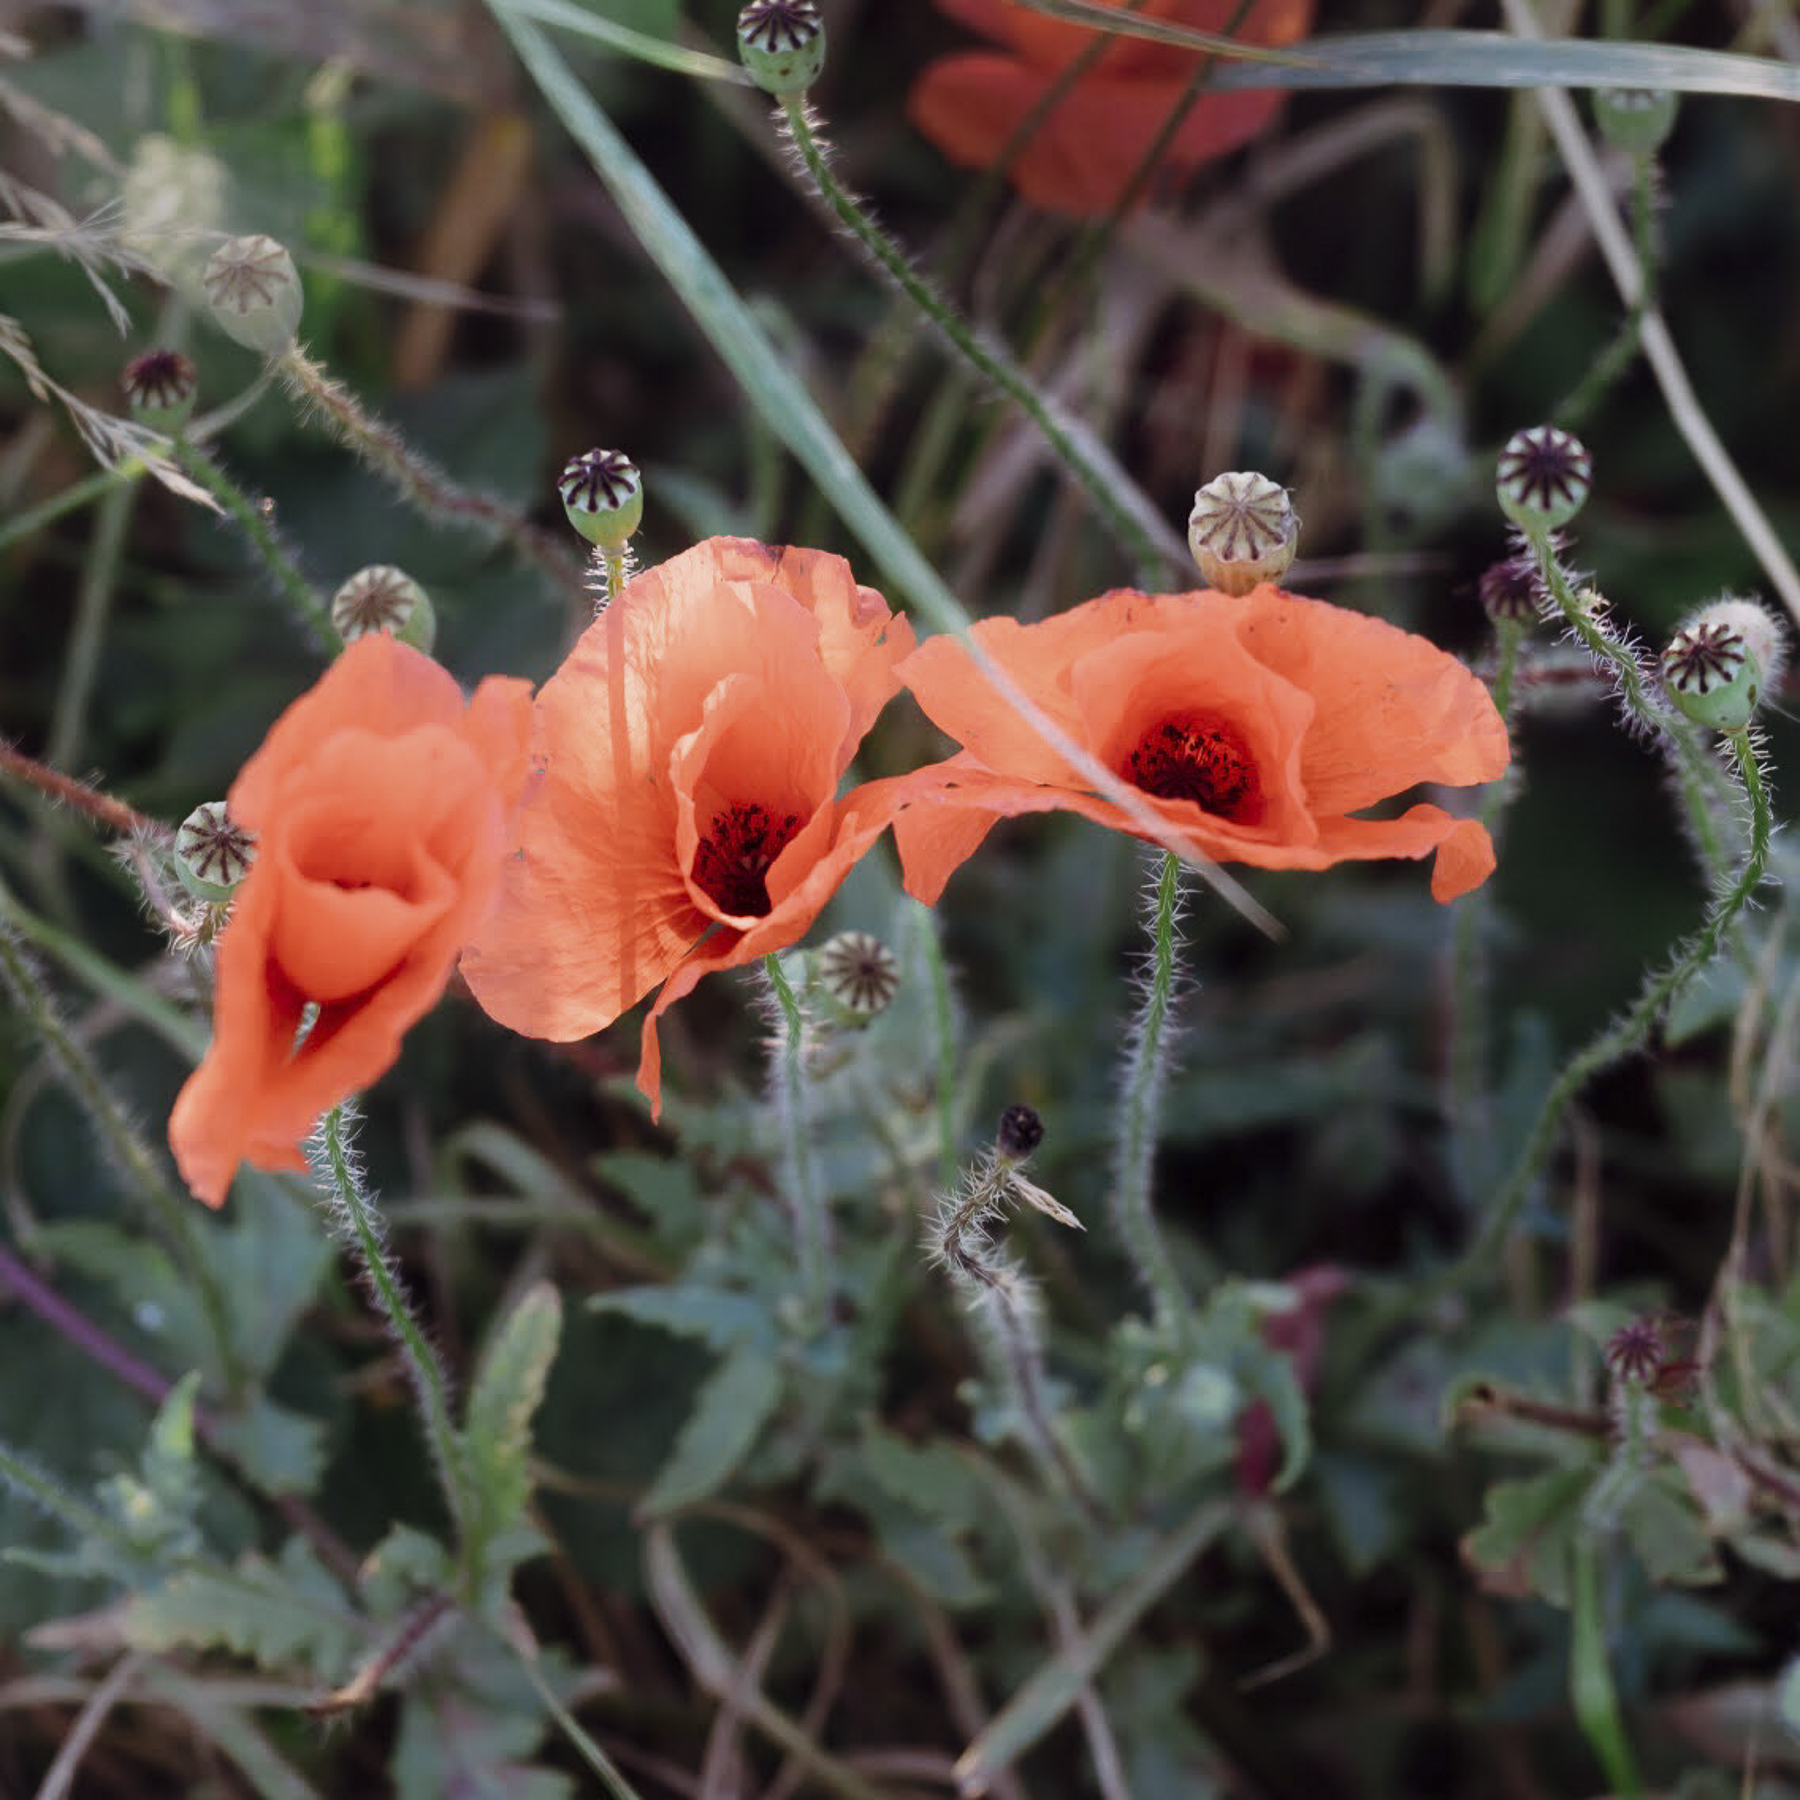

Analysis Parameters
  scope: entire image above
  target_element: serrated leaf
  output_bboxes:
[1621,1470,1722,1587]
[857,1421,985,1530]
[208,1397,329,1498]
[126,1537,366,1682]
[590,1283,770,1352]
[359,1524,454,1619]
[1463,1465,1594,1607]
[464,1283,562,1568]
[639,1347,783,1517]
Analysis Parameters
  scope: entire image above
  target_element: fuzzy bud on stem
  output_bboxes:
[1593,88,1678,156]
[1187,471,1299,596]
[122,350,199,434]
[330,566,437,655]
[1662,596,1786,732]
[202,235,303,355]
[737,1,826,98]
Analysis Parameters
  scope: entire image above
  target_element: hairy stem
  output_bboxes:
[777,97,1177,581]
[1113,851,1192,1320]
[762,955,832,1333]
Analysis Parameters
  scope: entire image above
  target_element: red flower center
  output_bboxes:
[692,801,802,916]
[1123,713,1260,821]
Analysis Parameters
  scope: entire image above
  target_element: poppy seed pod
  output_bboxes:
[331,566,437,656]
[176,801,257,904]
[738,1,826,99]
[1593,87,1678,156]
[202,235,303,355]
[558,448,643,548]
[1496,425,1591,533]
[122,349,199,434]
[1187,471,1299,596]
[813,930,900,1023]
[1662,597,1786,732]
[997,1103,1045,1162]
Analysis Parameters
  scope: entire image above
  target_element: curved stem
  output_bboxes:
[171,439,333,650]
[778,97,1179,581]
[1113,851,1192,1319]
[762,955,831,1332]
[313,1107,470,1551]
[913,901,960,1194]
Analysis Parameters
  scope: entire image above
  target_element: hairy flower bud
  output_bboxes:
[203,235,303,355]
[1593,88,1678,157]
[1496,425,1591,532]
[996,1103,1044,1162]
[558,448,643,548]
[122,349,199,434]
[1662,596,1786,732]
[1187,471,1299,596]
[331,565,437,655]
[737,1,826,99]
[812,930,899,1023]
[176,801,257,903]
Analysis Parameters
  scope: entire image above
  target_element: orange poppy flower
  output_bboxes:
[459,538,917,1117]
[891,584,1510,905]
[909,0,1314,218]
[169,633,533,1207]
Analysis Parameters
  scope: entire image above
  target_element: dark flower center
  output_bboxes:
[1123,714,1259,821]
[693,801,801,916]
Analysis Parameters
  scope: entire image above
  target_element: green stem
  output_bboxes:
[777,97,1175,582]
[0,878,246,1401]
[47,478,135,772]
[1445,726,1771,1294]
[313,1107,471,1555]
[762,955,831,1332]
[171,439,334,649]
[1570,1536,1643,1797]
[913,901,960,1194]
[1113,852,1192,1320]
[273,344,589,609]
[0,467,136,554]
[510,1638,646,1800]
[1557,154,1659,431]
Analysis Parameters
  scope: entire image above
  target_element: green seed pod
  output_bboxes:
[737,1,825,99]
[1495,425,1591,533]
[202,235,303,355]
[331,565,437,655]
[1187,471,1299,596]
[1662,596,1786,732]
[121,349,199,434]
[812,930,899,1025]
[176,801,257,903]
[558,448,643,548]
[1593,88,1678,157]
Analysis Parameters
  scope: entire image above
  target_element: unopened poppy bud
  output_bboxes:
[1187,471,1299,597]
[996,1103,1044,1162]
[331,565,437,655]
[559,448,643,548]
[176,801,257,903]
[122,349,198,434]
[737,1,825,99]
[1496,425,1591,532]
[1593,88,1678,156]
[1477,552,1544,626]
[1662,596,1786,732]
[202,234,303,355]
[812,930,899,1023]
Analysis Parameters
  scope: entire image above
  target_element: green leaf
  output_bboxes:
[857,1422,985,1532]
[1463,1465,1594,1608]
[1620,1470,1722,1588]
[464,1283,563,1576]
[590,1283,771,1353]
[639,1347,784,1518]
[207,1397,329,1499]
[126,1537,366,1683]
[1020,5,1800,98]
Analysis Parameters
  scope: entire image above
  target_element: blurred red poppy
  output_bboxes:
[909,0,1314,217]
